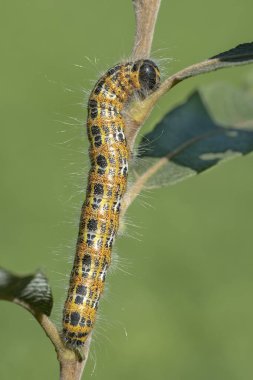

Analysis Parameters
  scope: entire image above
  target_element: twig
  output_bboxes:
[125,56,252,148]
[38,313,91,379]
[131,0,161,60]
[122,131,219,216]
[4,296,64,354]
[59,337,91,380]
[10,297,90,380]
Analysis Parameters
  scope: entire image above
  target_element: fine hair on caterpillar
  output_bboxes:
[62,59,160,348]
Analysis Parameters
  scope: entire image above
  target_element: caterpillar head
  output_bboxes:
[137,59,160,97]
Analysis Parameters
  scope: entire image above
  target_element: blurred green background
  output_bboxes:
[1,1,253,379]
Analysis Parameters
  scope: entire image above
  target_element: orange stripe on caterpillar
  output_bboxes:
[62,60,160,348]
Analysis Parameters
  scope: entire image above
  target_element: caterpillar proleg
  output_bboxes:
[62,59,160,348]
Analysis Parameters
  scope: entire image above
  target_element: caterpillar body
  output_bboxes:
[62,59,160,348]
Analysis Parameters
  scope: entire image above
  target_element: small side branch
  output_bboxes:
[13,298,90,380]
[122,132,219,215]
[126,48,253,148]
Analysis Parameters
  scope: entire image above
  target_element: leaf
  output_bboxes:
[200,82,253,127]
[133,83,253,188]
[0,268,53,316]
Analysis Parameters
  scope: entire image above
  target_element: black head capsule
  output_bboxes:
[137,59,160,97]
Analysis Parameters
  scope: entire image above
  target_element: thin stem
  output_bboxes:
[131,0,161,60]
[122,131,219,216]
[12,298,90,380]
[36,313,65,353]
[126,54,253,148]
[60,360,86,380]
[143,57,243,106]
[12,298,65,353]
[59,337,91,380]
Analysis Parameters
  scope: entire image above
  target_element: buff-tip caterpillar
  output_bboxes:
[62,59,160,348]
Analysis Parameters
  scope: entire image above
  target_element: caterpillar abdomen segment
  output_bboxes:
[62,60,160,348]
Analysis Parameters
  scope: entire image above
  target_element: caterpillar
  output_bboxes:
[62,59,160,348]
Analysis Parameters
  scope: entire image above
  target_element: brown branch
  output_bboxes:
[36,313,65,353]
[36,311,91,380]
[59,337,91,380]
[60,359,86,380]
[126,55,253,149]
[143,56,253,106]
[37,313,90,379]
[125,60,223,148]
[12,298,90,380]
[131,0,161,60]
[122,131,219,216]
[10,298,64,354]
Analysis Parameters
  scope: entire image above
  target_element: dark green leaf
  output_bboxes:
[135,83,253,188]
[0,268,53,316]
